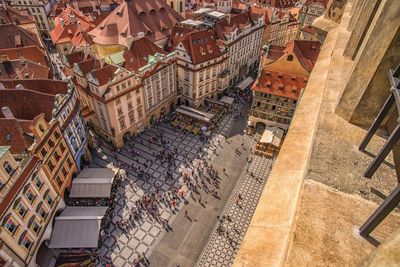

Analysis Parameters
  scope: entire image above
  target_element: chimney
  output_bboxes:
[1,107,15,119]
[126,35,134,49]
[137,32,145,39]
[77,20,83,32]
[0,53,9,63]
[15,84,24,90]
[99,57,105,68]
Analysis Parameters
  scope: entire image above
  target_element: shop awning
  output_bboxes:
[176,106,213,123]
[260,127,284,147]
[236,77,254,90]
[77,168,115,179]
[49,206,108,248]
[69,177,114,198]
[179,105,214,120]
[220,96,235,105]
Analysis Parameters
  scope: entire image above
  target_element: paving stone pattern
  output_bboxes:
[88,106,237,266]
[196,135,276,267]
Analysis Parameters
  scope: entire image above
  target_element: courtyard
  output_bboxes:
[73,93,276,266]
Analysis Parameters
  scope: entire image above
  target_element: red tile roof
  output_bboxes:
[0,5,35,25]
[122,36,165,72]
[179,28,223,64]
[76,57,102,76]
[252,69,307,100]
[91,64,117,86]
[0,58,52,80]
[165,25,195,51]
[0,46,47,66]
[284,40,321,72]
[0,89,57,121]
[62,50,89,67]
[0,118,34,154]
[89,0,183,46]
[50,6,96,47]
[0,24,42,49]
[266,44,286,61]
[215,11,257,38]
[0,79,68,95]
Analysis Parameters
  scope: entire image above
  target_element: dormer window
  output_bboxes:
[287,55,293,61]
[200,47,206,56]
[278,83,284,90]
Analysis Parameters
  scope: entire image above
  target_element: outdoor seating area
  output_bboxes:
[170,105,216,135]
[254,127,285,158]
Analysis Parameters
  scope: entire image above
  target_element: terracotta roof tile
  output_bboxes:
[252,69,307,100]
[0,5,35,25]
[179,28,223,64]
[122,36,165,72]
[0,46,47,66]
[0,79,68,95]
[50,6,96,47]
[89,0,183,47]
[0,118,33,154]
[0,59,51,80]
[91,64,118,86]
[0,24,42,49]
[284,40,321,72]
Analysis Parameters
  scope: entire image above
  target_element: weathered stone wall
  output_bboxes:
[335,0,400,128]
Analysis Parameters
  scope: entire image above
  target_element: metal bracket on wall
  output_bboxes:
[358,64,400,237]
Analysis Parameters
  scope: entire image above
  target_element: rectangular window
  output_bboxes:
[127,102,133,110]
[5,219,17,235]
[128,112,135,124]
[30,220,40,234]
[126,93,131,100]
[56,176,63,188]
[115,98,121,105]
[46,194,53,206]
[117,108,123,116]
[137,108,143,119]
[38,207,47,219]
[34,176,43,190]
[16,202,27,218]
[136,97,141,105]
[21,236,32,250]
[119,118,126,129]
[25,189,36,203]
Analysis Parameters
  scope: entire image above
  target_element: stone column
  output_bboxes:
[335,0,400,127]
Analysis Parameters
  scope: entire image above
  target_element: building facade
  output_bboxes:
[298,0,326,27]
[173,27,229,107]
[250,40,321,128]
[0,152,63,267]
[6,0,52,39]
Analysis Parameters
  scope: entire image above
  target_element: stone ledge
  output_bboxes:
[232,4,354,266]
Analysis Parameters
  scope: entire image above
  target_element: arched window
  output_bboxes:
[287,55,293,61]
[170,1,174,8]
[179,1,183,12]
[3,161,14,176]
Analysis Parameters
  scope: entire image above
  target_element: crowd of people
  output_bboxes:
[88,87,254,266]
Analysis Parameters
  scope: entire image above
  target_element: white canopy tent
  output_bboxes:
[176,106,214,123]
[49,206,108,248]
[220,96,235,105]
[236,77,254,90]
[260,127,284,148]
[69,178,114,198]
[78,168,115,179]
[69,168,115,198]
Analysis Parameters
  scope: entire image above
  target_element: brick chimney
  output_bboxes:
[1,107,15,119]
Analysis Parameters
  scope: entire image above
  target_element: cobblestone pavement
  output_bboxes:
[196,134,276,267]
[88,106,237,266]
